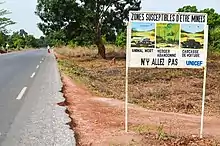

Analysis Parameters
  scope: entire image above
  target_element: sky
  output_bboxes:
[132,22,155,31]
[2,0,43,38]
[181,24,204,33]
[2,0,220,38]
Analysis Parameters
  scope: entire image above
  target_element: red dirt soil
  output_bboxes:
[60,74,220,146]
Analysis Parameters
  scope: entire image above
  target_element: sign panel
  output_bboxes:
[127,11,208,68]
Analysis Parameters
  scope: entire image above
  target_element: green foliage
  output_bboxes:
[156,23,180,43]
[9,32,25,48]
[200,8,220,30]
[0,2,46,50]
[3,30,48,49]
[35,0,141,57]
[177,5,198,13]
[0,32,7,47]
[157,124,169,140]
[25,35,34,47]
[36,36,48,48]
[0,2,15,33]
[67,40,77,48]
[0,2,14,49]
[45,30,66,47]
[34,2,220,52]
[115,31,126,47]
[209,26,220,49]
[102,35,107,45]
[14,38,25,49]
[35,0,83,40]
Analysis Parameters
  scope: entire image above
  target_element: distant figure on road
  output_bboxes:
[47,45,50,53]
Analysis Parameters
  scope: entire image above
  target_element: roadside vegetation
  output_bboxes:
[56,45,220,117]
[35,1,220,145]
[49,4,220,116]
[0,2,47,53]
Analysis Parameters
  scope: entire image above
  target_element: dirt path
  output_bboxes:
[59,74,220,145]
[95,97,220,138]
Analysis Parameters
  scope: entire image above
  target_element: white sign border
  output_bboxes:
[125,11,209,139]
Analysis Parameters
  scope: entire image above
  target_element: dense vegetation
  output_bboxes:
[1,1,220,54]
[2,30,47,49]
[0,2,46,51]
[35,2,220,58]
[36,0,141,58]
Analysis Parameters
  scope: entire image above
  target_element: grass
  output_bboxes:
[129,123,219,145]
[131,31,155,48]
[55,45,220,116]
[55,45,220,145]
[131,31,155,42]
[131,124,152,134]
[56,45,97,57]
[156,43,179,48]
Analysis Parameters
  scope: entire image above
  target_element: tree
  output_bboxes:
[0,31,7,47]
[209,26,220,49]
[177,5,198,13]
[8,32,25,49]
[35,0,81,39]
[33,36,47,48]
[25,34,37,48]
[36,0,141,59]
[200,8,220,30]
[14,38,25,49]
[177,6,220,30]
[75,0,141,58]
[0,2,15,33]
[0,1,15,49]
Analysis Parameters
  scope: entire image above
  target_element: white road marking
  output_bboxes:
[30,72,36,78]
[16,87,27,100]
[40,61,42,63]
[36,65,39,69]
[42,58,44,61]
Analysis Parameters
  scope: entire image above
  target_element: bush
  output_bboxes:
[115,31,126,47]
[102,35,107,45]
[67,40,78,48]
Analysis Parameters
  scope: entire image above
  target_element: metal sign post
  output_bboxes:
[200,25,209,138]
[125,22,131,132]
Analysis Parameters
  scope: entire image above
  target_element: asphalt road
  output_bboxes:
[0,49,75,146]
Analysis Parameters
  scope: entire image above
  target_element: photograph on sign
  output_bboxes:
[180,24,205,49]
[131,22,155,48]
[156,23,180,49]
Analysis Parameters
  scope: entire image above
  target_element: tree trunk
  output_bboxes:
[95,22,106,59]
[96,40,106,59]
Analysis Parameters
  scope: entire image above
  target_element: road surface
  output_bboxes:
[0,49,75,146]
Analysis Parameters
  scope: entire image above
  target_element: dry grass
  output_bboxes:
[60,73,220,146]
[56,45,124,58]
[55,45,97,58]
[55,45,220,117]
